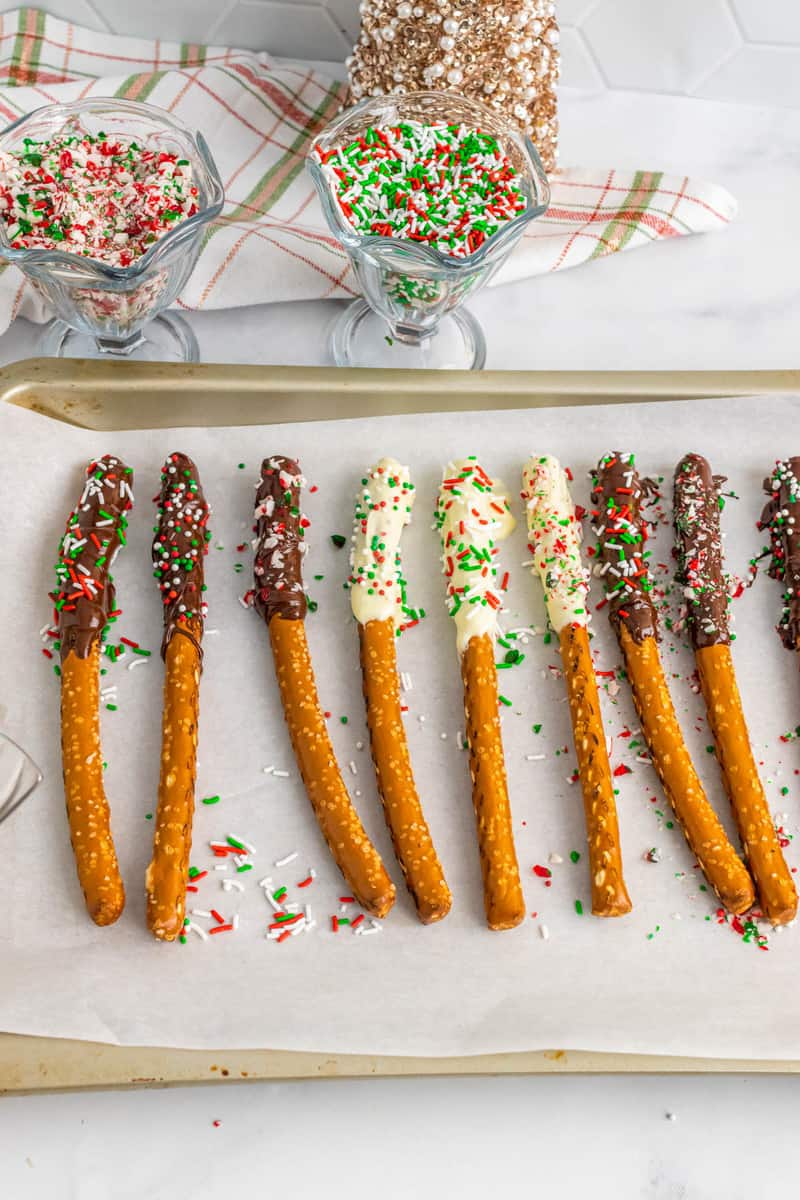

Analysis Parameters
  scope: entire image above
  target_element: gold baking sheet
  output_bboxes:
[5,1038,800,1095]
[3,356,799,1093]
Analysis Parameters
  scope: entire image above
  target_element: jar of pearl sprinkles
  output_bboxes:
[346,0,559,173]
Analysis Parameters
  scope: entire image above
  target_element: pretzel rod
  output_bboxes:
[522,456,631,916]
[253,456,396,918]
[619,626,755,913]
[349,459,451,923]
[54,454,134,925]
[437,458,524,931]
[591,451,755,914]
[675,453,796,924]
[145,453,210,941]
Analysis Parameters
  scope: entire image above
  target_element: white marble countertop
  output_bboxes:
[2,84,799,1199]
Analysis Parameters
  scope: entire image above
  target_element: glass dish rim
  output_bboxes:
[307,89,551,273]
[0,96,225,281]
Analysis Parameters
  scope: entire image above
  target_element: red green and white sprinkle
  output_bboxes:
[314,120,526,259]
[436,456,515,653]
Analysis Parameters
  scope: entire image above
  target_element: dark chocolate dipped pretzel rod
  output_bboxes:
[253,456,396,918]
[590,450,754,915]
[674,453,795,925]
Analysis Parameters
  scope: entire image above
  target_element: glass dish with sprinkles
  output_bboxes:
[0,97,224,363]
[313,120,529,261]
[308,90,549,370]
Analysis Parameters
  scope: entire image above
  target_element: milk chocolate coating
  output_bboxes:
[758,458,800,651]
[153,452,209,659]
[253,456,307,623]
[54,454,134,660]
[673,453,730,648]
[590,451,659,644]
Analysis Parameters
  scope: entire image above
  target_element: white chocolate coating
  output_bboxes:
[522,454,590,633]
[349,457,415,626]
[436,457,515,654]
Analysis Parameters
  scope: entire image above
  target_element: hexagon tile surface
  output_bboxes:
[210,2,351,60]
[731,0,800,46]
[581,0,741,93]
[694,43,800,109]
[12,0,800,107]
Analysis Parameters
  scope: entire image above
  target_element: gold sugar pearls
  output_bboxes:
[346,0,559,172]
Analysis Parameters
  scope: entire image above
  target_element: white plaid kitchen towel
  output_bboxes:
[0,7,737,331]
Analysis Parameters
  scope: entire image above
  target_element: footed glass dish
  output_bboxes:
[308,90,550,370]
[0,98,224,362]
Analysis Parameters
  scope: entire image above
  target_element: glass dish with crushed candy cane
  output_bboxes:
[0,130,199,266]
[0,98,223,362]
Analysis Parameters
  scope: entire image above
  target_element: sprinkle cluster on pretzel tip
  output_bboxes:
[253,456,309,624]
[758,458,800,651]
[53,454,134,660]
[347,457,417,629]
[152,453,211,658]
[673,453,731,649]
[590,451,660,643]
[522,455,590,633]
[435,457,515,655]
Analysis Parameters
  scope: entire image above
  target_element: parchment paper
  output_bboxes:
[2,394,800,1059]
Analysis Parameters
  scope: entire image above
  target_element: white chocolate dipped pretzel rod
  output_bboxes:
[522,454,631,916]
[437,457,524,930]
[349,458,451,923]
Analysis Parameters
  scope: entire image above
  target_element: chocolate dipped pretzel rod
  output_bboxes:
[145,453,211,941]
[253,456,396,918]
[349,458,451,924]
[675,454,796,925]
[54,455,133,925]
[591,451,755,914]
[522,456,631,917]
[759,458,800,651]
[437,458,524,931]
